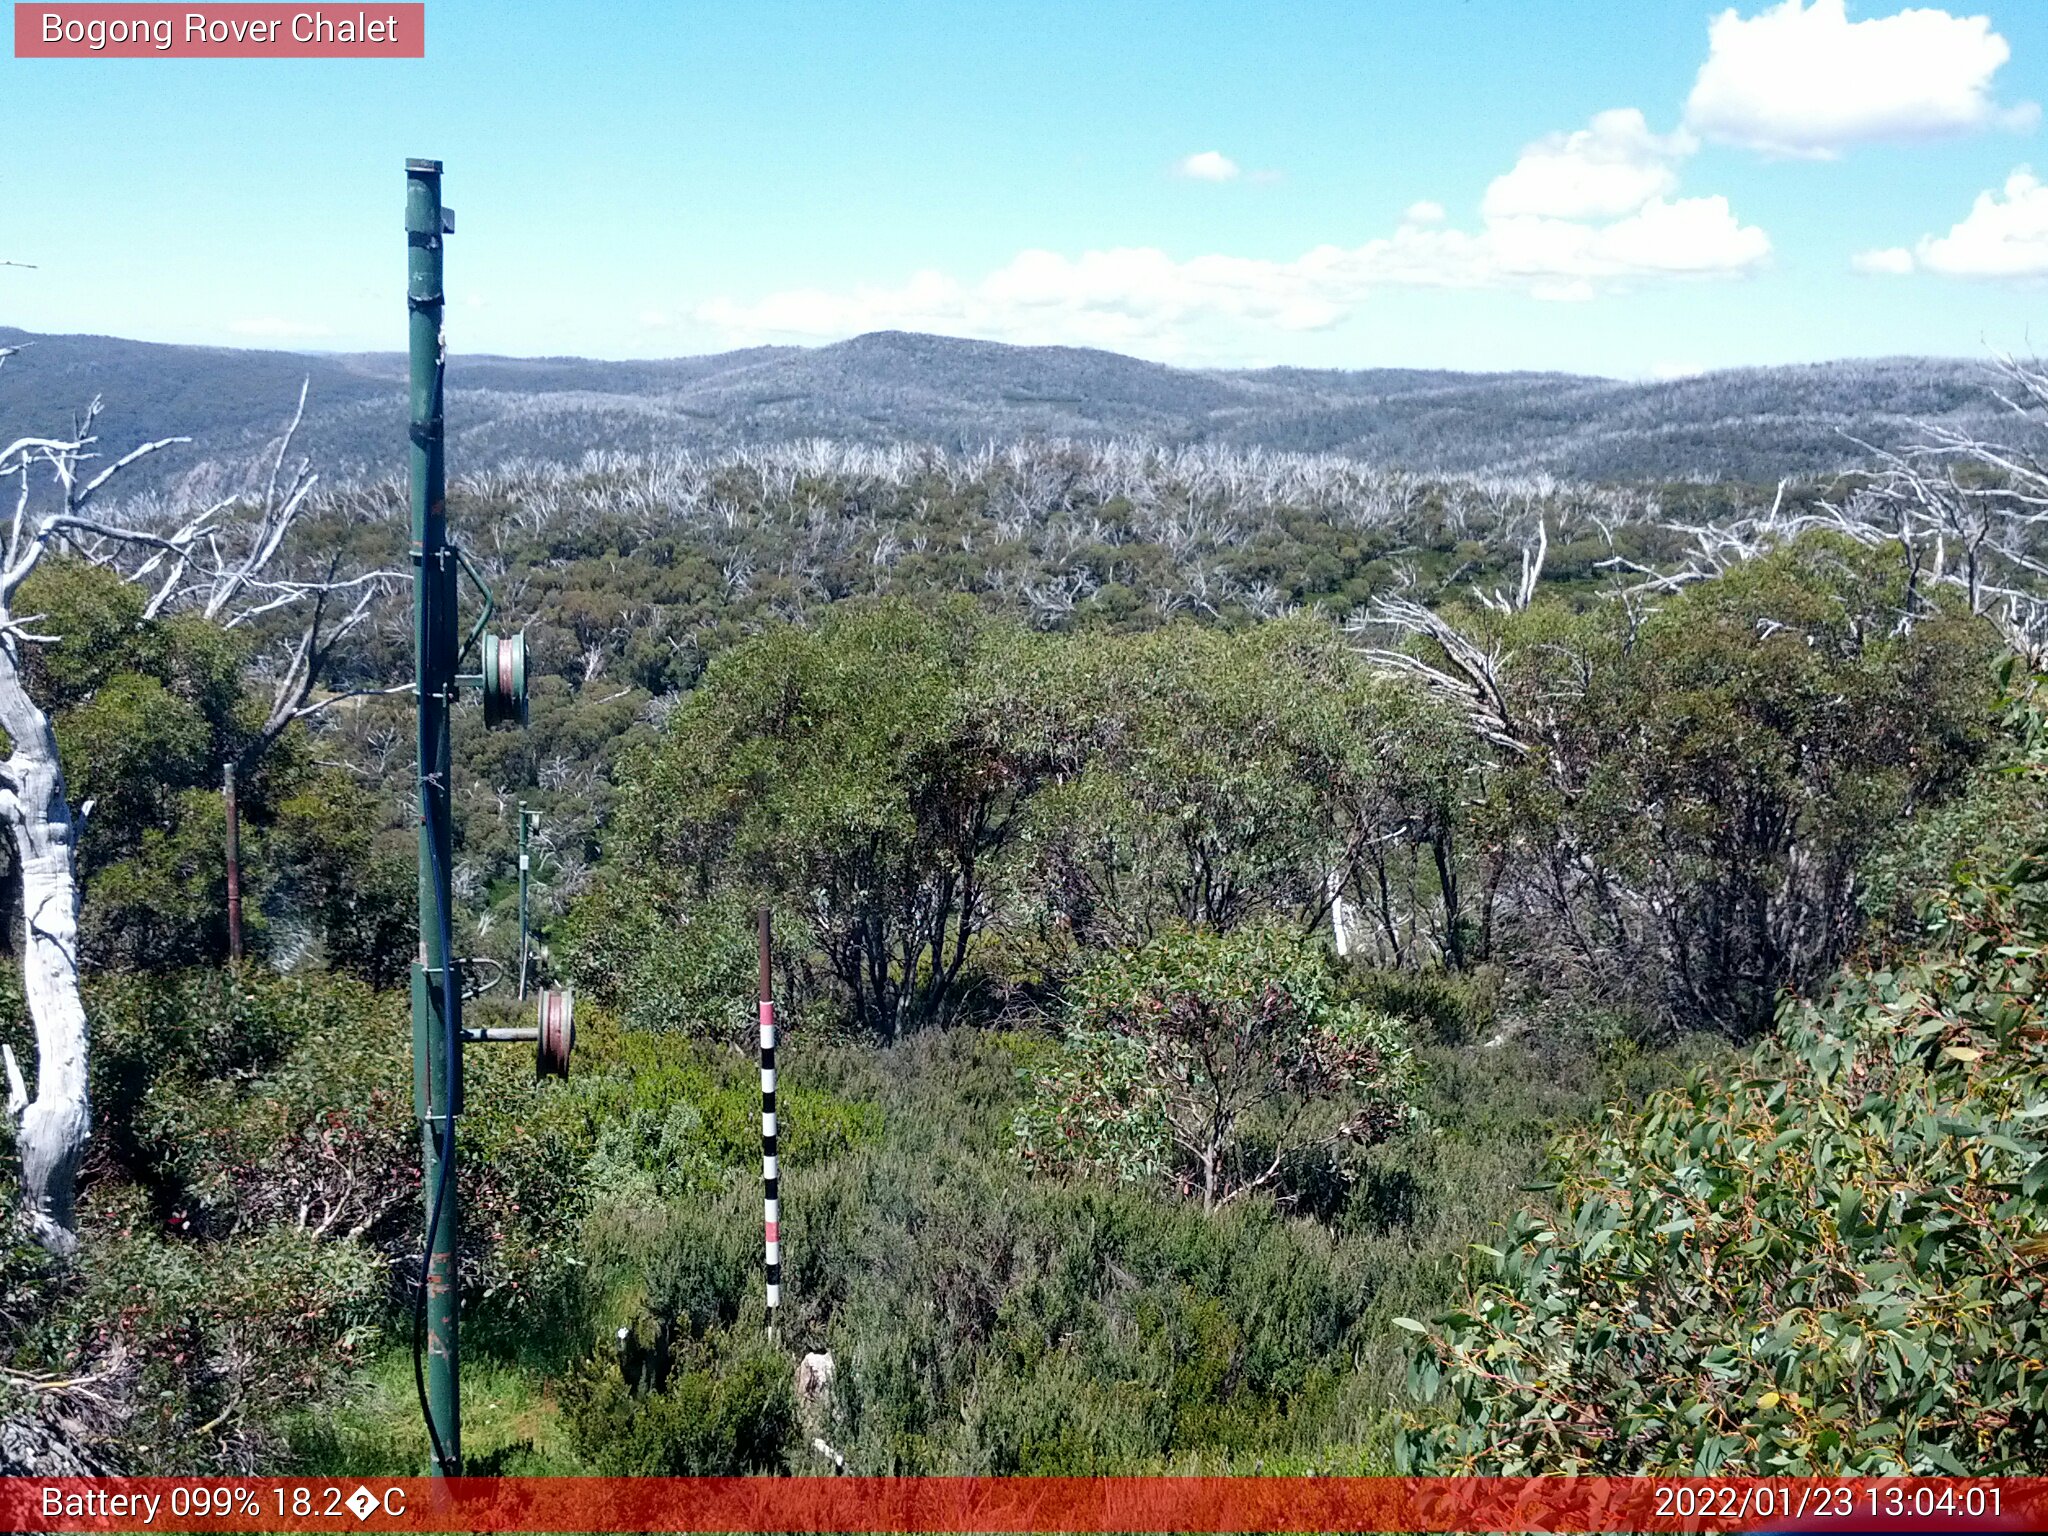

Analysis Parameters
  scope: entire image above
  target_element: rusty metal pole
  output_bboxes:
[223,763,243,964]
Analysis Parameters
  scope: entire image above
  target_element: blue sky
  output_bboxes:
[5,0,2048,375]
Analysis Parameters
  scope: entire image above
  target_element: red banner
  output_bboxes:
[13,5,423,57]
[1,1476,2043,1532]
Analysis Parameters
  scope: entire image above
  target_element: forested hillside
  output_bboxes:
[0,346,2044,1475]
[0,325,2016,486]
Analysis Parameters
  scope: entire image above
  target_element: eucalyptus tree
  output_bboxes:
[0,359,396,1252]
[620,597,1055,1041]
[1017,618,1403,951]
[1355,534,2000,1034]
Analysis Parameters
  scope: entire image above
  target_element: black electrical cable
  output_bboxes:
[410,342,461,1479]
[411,786,459,1476]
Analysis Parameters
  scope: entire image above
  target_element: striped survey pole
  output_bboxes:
[759,908,780,1331]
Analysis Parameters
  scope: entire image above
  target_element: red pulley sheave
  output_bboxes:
[536,987,574,1077]
[481,631,528,729]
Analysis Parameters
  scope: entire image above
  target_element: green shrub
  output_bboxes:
[556,876,756,1044]
[1014,620,1410,949]
[43,1227,384,1471]
[264,780,415,988]
[569,1019,882,1209]
[454,1021,610,1357]
[1397,705,2048,1473]
[1015,922,1417,1210]
[1346,966,1499,1047]
[731,1032,1450,1473]
[1483,538,2000,1036]
[614,598,1055,1040]
[563,1329,795,1474]
[80,968,413,1239]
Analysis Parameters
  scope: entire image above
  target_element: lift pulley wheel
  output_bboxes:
[537,987,574,1078]
[481,631,528,729]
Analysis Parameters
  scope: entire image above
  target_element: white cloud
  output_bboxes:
[1482,109,1693,220]
[696,211,1766,357]
[1684,0,2035,158]
[1862,167,2048,276]
[228,317,333,340]
[1921,169,2048,274]
[697,252,1343,357]
[1176,151,1240,182]
[1852,245,1916,274]
[1415,196,1770,287]
[694,111,1766,357]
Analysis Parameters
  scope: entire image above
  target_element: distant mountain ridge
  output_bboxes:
[0,325,2012,487]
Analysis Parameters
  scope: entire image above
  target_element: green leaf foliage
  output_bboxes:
[1017,922,1418,1211]
[562,1331,796,1475]
[1397,674,2048,1474]
[0,561,410,976]
[615,596,1058,1039]
[1017,619,1454,949]
[1481,536,2000,1035]
[555,875,757,1044]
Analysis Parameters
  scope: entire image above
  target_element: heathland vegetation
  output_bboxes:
[0,341,2045,1473]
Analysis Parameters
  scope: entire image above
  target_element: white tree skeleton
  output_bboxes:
[0,358,399,1252]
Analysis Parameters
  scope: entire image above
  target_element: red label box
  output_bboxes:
[14,3,424,57]
[5,1477,2048,1533]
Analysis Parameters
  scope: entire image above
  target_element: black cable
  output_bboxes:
[411,747,462,1474]
[411,798,459,1474]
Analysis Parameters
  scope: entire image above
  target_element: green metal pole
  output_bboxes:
[517,802,530,1000]
[406,156,461,1478]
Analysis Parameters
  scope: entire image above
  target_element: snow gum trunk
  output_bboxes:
[0,647,88,1254]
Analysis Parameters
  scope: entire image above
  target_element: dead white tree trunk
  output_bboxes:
[0,661,87,1254]
[1325,868,1351,958]
[0,376,188,1251]
[1348,594,1528,757]
[0,362,396,1252]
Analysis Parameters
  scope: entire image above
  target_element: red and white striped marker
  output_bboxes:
[759,909,779,1323]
